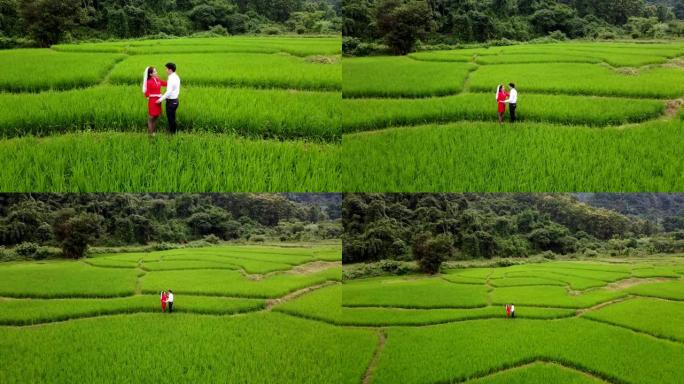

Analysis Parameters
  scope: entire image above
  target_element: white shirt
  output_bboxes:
[506,88,518,104]
[167,293,174,302]
[511,305,515,312]
[159,73,180,101]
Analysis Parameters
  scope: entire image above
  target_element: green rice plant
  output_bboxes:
[631,267,682,278]
[537,267,630,282]
[83,257,139,268]
[53,36,342,56]
[583,297,684,342]
[535,261,635,273]
[489,277,566,287]
[475,54,602,65]
[626,280,684,300]
[469,63,684,98]
[0,49,123,91]
[140,267,341,298]
[342,57,477,97]
[501,271,606,290]
[343,276,488,308]
[441,275,487,284]
[342,93,664,132]
[408,49,494,62]
[141,260,239,271]
[0,295,264,325]
[0,132,340,192]
[0,312,375,384]
[275,284,574,326]
[312,248,341,261]
[109,53,341,91]
[445,267,494,279]
[155,256,293,274]
[490,286,625,308]
[372,318,684,384]
[465,362,605,384]
[0,261,139,298]
[0,85,340,141]
[341,120,684,192]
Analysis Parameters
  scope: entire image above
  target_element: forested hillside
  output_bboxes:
[343,0,684,54]
[0,0,341,47]
[343,194,684,263]
[0,193,341,261]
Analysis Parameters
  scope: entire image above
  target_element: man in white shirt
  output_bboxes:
[511,304,515,318]
[156,62,181,133]
[504,83,518,123]
[167,289,174,313]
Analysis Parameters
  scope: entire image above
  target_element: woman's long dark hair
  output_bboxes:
[147,66,156,78]
[497,84,503,93]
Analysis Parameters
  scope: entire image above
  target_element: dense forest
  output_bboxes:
[343,194,684,266]
[343,0,684,54]
[0,193,341,261]
[576,193,684,231]
[0,0,341,47]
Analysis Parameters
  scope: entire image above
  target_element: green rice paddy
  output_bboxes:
[340,258,684,383]
[343,42,684,191]
[0,244,363,383]
[0,36,341,192]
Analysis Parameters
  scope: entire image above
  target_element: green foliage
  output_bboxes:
[375,0,432,54]
[19,0,80,46]
[53,211,103,259]
[412,232,453,273]
[0,132,340,193]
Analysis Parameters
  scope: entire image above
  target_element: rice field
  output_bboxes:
[0,243,368,383]
[0,36,341,192]
[343,41,684,192]
[340,258,684,383]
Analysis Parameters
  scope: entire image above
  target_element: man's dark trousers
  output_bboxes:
[509,103,517,123]
[168,302,173,313]
[166,99,179,133]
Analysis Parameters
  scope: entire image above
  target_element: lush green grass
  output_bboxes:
[277,284,574,325]
[0,312,375,384]
[0,50,123,91]
[465,362,605,384]
[632,267,683,278]
[53,36,342,56]
[343,276,488,308]
[110,53,340,91]
[489,277,565,287]
[491,285,625,308]
[141,260,239,271]
[627,280,684,300]
[342,57,476,97]
[0,132,340,192]
[475,53,603,65]
[583,297,684,342]
[141,267,341,298]
[342,120,684,192]
[84,257,139,268]
[0,85,340,141]
[502,271,606,290]
[470,63,684,98]
[372,318,684,384]
[0,261,139,298]
[408,49,493,62]
[0,295,265,325]
[343,93,665,132]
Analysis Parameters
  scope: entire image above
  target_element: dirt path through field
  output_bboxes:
[362,329,387,384]
[264,281,338,311]
[576,296,632,316]
[605,277,672,291]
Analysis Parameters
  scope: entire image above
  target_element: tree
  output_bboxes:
[376,0,432,54]
[412,232,453,274]
[19,0,80,46]
[52,210,103,259]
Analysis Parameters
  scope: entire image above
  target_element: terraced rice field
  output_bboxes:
[0,36,341,192]
[337,258,684,383]
[0,244,373,383]
[342,42,684,191]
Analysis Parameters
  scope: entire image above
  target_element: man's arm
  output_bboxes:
[157,77,176,103]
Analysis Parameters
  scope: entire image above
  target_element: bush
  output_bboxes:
[203,234,221,244]
[584,249,599,258]
[541,250,557,260]
[15,242,39,258]
[208,25,229,36]
[548,30,568,40]
[262,26,281,35]
[250,234,266,242]
[412,232,453,274]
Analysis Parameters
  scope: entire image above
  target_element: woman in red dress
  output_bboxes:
[160,290,168,313]
[143,66,167,136]
[496,84,509,124]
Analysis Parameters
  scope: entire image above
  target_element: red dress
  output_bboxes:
[145,78,167,117]
[161,292,167,312]
[497,91,509,113]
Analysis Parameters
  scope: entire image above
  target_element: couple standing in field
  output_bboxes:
[143,63,181,136]
[160,290,175,313]
[496,83,518,124]
[505,303,516,318]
